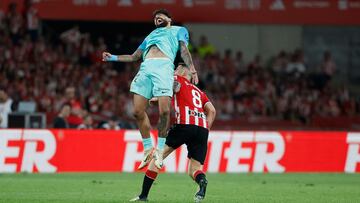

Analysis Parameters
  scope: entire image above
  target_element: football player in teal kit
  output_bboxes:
[103,9,198,170]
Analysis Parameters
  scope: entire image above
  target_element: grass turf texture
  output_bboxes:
[0,173,359,203]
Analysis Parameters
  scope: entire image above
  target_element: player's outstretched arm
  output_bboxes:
[102,49,143,62]
[179,42,198,84]
[204,102,216,129]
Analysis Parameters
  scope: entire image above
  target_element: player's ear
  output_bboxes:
[173,81,181,93]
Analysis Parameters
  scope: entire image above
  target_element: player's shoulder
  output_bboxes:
[171,25,188,32]
[171,25,182,30]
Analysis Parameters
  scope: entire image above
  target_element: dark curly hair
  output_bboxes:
[153,9,172,19]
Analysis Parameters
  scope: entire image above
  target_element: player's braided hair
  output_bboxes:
[153,9,172,19]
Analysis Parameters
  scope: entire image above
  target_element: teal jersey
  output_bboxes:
[138,26,189,62]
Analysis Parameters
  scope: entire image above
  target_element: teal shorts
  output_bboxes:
[130,58,174,99]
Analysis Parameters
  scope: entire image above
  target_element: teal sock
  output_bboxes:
[142,138,153,151]
[157,137,166,150]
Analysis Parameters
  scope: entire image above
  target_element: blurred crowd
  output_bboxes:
[0,2,359,129]
[196,47,356,124]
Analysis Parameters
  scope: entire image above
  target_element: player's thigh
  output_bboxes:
[150,59,174,98]
[130,65,153,100]
[186,126,209,165]
[133,94,149,114]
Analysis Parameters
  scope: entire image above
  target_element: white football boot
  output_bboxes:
[137,148,154,170]
[153,149,164,169]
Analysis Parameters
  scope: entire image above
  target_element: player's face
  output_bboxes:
[154,14,170,28]
[175,66,183,76]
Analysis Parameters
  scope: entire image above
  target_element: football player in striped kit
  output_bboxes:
[130,63,216,202]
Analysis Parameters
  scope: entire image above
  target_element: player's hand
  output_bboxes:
[189,65,198,84]
[102,52,112,61]
[149,98,159,106]
[191,71,199,85]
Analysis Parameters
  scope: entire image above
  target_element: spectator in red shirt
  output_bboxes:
[65,87,84,128]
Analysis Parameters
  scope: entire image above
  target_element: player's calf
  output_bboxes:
[131,169,158,202]
[154,115,168,169]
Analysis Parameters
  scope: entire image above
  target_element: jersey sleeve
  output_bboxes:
[137,39,147,51]
[177,27,189,46]
[201,92,210,108]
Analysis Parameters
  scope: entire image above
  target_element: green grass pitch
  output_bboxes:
[0,173,359,203]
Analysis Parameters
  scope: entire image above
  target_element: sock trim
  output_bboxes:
[193,170,204,180]
[145,170,158,180]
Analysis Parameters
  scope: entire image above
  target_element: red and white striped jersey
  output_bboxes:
[172,75,210,129]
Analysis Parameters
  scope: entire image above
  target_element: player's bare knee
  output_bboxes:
[133,109,144,120]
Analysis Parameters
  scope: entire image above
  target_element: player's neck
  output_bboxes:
[156,25,171,30]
